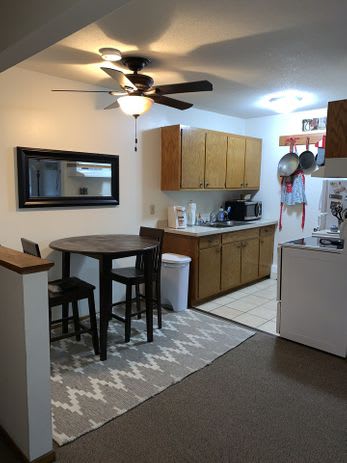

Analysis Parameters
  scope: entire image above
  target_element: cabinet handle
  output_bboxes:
[260,239,264,244]
[245,183,248,187]
[200,182,203,188]
[205,182,209,187]
[240,183,243,187]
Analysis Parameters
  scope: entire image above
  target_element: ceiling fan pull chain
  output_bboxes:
[134,115,139,152]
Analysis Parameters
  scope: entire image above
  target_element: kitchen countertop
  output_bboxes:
[164,219,278,237]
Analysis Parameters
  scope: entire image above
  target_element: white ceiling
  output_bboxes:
[20,0,347,118]
[0,0,129,72]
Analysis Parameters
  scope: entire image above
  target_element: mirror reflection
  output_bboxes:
[28,159,112,198]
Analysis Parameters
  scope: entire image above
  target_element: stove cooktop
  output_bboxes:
[288,236,344,250]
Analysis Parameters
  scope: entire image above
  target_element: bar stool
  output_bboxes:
[21,238,99,356]
[110,227,164,342]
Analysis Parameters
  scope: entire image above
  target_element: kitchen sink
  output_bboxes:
[205,221,245,228]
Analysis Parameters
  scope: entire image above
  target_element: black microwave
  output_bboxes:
[225,200,262,221]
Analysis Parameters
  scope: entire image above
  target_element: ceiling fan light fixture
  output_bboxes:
[99,47,122,62]
[118,95,153,116]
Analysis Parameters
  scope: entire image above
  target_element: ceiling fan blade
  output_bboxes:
[151,95,193,110]
[101,67,137,91]
[104,100,120,110]
[152,80,213,95]
[52,89,111,93]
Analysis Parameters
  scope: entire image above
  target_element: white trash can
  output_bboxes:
[161,253,191,311]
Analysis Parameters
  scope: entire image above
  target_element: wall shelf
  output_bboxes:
[279,131,325,147]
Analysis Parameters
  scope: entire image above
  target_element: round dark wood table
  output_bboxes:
[50,235,159,360]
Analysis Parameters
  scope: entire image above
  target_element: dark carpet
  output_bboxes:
[1,332,346,463]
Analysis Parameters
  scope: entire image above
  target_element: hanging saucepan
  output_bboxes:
[278,140,299,177]
[299,137,317,174]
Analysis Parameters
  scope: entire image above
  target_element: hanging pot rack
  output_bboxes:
[278,131,325,146]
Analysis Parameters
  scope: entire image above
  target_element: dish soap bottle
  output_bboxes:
[217,207,226,222]
[186,200,197,226]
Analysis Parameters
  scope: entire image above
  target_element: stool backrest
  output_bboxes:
[21,238,41,258]
[136,227,164,273]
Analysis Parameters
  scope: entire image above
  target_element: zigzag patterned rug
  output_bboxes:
[50,310,254,445]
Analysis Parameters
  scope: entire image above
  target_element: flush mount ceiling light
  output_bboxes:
[99,47,122,62]
[259,90,315,114]
[117,95,153,116]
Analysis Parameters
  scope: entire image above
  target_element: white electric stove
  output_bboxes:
[277,237,347,357]
[312,229,340,239]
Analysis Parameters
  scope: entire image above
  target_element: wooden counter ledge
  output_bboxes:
[0,246,54,274]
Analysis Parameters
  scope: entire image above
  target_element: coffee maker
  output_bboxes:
[168,206,187,229]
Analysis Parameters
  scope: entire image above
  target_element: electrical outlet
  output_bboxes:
[150,204,155,215]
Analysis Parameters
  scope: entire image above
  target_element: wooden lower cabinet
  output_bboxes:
[162,225,275,306]
[241,237,260,284]
[198,246,221,299]
[259,227,275,277]
[221,242,242,290]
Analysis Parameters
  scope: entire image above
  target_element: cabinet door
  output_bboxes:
[226,136,246,188]
[241,238,260,284]
[259,233,274,278]
[205,131,227,189]
[221,242,242,291]
[181,128,206,189]
[325,99,347,158]
[198,246,221,299]
[244,138,262,189]
[161,125,181,190]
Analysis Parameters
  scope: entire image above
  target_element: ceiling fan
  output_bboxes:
[52,54,213,116]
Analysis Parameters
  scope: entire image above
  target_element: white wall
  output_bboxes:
[246,108,327,270]
[0,66,245,303]
[1,67,328,286]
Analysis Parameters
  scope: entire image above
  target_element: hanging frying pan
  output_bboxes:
[299,137,317,174]
[278,140,299,177]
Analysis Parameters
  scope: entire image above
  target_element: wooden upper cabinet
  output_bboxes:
[244,138,262,189]
[181,127,206,189]
[205,132,227,189]
[161,125,181,190]
[325,99,347,158]
[161,125,262,191]
[226,136,246,189]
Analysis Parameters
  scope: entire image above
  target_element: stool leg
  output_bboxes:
[125,285,132,343]
[156,277,162,329]
[62,303,69,333]
[72,300,81,341]
[135,283,141,319]
[88,293,99,356]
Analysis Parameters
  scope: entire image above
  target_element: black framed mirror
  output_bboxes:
[17,147,119,208]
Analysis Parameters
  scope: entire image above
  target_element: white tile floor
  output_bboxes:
[196,278,278,335]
